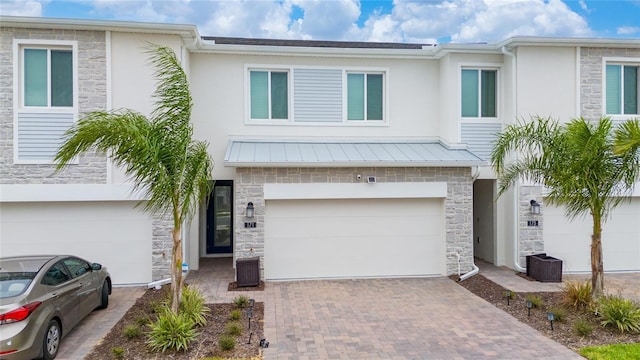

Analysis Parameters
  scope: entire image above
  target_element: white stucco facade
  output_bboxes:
[1,16,639,284]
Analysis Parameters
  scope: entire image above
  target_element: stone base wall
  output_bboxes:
[234,167,474,278]
[152,214,173,280]
[518,186,544,267]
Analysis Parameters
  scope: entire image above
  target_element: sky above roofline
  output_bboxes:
[1,0,639,44]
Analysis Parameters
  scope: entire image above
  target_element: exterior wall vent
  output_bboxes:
[367,176,376,183]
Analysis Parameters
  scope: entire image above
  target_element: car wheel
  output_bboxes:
[97,280,109,309]
[42,319,60,360]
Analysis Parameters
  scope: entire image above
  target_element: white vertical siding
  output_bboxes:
[293,68,343,122]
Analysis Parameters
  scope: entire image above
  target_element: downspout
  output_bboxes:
[501,46,526,273]
[458,166,481,281]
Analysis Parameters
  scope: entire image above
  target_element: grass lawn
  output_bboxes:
[580,343,640,359]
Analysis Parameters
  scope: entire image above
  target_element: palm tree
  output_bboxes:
[55,44,213,313]
[491,116,639,298]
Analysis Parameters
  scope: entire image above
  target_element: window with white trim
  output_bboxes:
[249,70,289,120]
[22,47,73,108]
[347,72,383,121]
[14,41,77,163]
[461,69,497,118]
[606,64,639,115]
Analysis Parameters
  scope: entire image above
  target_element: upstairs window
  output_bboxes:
[347,73,383,121]
[461,69,497,118]
[606,64,638,115]
[250,70,288,120]
[23,47,73,107]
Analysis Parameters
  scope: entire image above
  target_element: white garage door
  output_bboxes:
[264,198,445,280]
[543,199,640,272]
[0,201,153,285]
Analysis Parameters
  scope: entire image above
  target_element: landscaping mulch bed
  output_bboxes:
[86,287,264,359]
[453,274,640,351]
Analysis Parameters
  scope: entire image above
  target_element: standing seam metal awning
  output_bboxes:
[224,140,486,167]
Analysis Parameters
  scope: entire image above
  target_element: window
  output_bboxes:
[23,47,73,107]
[461,69,497,118]
[14,41,77,164]
[606,64,638,115]
[62,257,91,278]
[250,70,288,119]
[42,262,70,286]
[347,73,383,120]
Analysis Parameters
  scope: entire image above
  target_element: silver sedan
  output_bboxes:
[0,255,111,359]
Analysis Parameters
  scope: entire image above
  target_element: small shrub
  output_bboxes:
[525,294,543,308]
[111,347,125,359]
[233,295,249,309]
[598,295,640,333]
[146,307,198,352]
[548,306,567,322]
[563,280,592,310]
[229,309,242,321]
[180,286,210,327]
[218,335,236,351]
[225,321,242,336]
[123,324,142,339]
[574,317,594,337]
[150,300,167,315]
[135,316,151,327]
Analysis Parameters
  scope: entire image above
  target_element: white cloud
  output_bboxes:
[13,0,595,44]
[617,26,640,36]
[357,0,593,44]
[0,0,45,17]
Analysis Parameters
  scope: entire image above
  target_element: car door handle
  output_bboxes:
[51,293,59,299]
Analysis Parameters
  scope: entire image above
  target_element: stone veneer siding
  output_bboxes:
[152,214,174,281]
[0,27,172,282]
[0,27,107,184]
[580,47,640,121]
[518,186,544,267]
[515,46,640,269]
[234,167,474,278]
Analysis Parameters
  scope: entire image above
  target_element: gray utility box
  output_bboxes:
[527,253,563,283]
[236,256,260,287]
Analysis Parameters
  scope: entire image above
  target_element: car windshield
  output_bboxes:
[0,272,36,299]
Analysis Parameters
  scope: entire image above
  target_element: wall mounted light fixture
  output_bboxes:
[246,202,254,218]
[530,199,541,215]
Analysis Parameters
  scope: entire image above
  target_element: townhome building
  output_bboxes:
[1,16,638,285]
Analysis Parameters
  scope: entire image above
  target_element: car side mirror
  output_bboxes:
[91,263,102,271]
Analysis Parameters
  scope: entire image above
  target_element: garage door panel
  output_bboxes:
[1,202,153,285]
[265,198,445,280]
[544,199,640,272]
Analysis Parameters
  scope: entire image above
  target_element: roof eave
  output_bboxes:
[224,161,487,168]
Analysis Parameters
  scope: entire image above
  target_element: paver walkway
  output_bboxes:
[190,258,582,360]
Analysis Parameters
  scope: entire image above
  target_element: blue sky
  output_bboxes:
[2,0,639,44]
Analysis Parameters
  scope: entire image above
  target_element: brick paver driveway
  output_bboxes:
[263,277,582,360]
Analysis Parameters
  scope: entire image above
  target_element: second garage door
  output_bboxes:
[264,198,445,280]
[543,198,640,272]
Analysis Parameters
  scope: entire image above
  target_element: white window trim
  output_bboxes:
[602,56,640,121]
[343,68,389,124]
[459,63,502,123]
[244,64,389,127]
[13,39,78,165]
[245,64,292,124]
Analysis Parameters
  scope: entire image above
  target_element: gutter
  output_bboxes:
[458,167,481,281]
[501,46,526,273]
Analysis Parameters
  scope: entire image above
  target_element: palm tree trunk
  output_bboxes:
[170,224,183,314]
[591,214,604,298]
